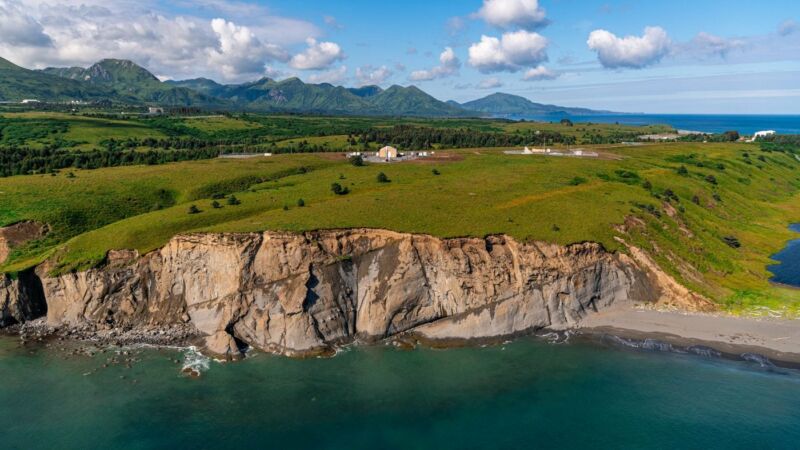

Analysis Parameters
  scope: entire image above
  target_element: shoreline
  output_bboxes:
[579,306,800,366]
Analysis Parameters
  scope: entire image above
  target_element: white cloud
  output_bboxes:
[289,37,345,70]
[409,47,461,81]
[0,0,53,47]
[306,65,347,84]
[468,30,548,73]
[323,15,343,30]
[522,65,558,80]
[587,26,671,69]
[355,65,392,86]
[0,0,322,82]
[474,0,547,30]
[207,18,288,80]
[778,19,798,37]
[689,32,745,58]
[478,77,503,89]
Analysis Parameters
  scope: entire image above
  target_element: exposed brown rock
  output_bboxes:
[0,221,48,264]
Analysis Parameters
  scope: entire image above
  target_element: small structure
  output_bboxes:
[21,99,39,104]
[148,107,165,115]
[377,146,398,160]
[753,130,776,140]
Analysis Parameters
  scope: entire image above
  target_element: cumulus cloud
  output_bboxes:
[207,18,288,80]
[409,47,461,81]
[474,0,547,30]
[468,30,548,73]
[587,26,671,69]
[306,65,347,84]
[478,77,504,89]
[289,37,345,70]
[778,19,798,37]
[0,0,323,82]
[522,65,558,81]
[689,32,745,58]
[0,0,53,47]
[355,65,392,86]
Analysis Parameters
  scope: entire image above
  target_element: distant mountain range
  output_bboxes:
[0,56,618,117]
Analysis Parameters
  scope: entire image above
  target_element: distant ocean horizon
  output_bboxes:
[518,114,800,135]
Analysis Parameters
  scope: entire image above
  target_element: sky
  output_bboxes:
[1,0,799,113]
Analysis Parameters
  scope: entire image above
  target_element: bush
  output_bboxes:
[705,175,718,185]
[723,236,741,248]
[211,193,226,199]
[432,168,441,175]
[211,200,221,209]
[283,204,289,211]
[226,195,241,205]
[331,182,350,195]
[188,205,200,214]
[568,176,587,186]
[691,195,700,205]
[677,165,689,176]
[349,155,364,166]
[642,179,653,190]
[376,172,390,183]
[297,198,305,207]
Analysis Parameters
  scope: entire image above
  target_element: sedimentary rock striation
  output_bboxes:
[2,229,683,358]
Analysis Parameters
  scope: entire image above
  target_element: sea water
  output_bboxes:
[769,224,800,288]
[518,114,800,135]
[1,335,798,449]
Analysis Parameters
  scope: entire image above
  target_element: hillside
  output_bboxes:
[0,57,114,103]
[460,92,616,117]
[41,59,220,107]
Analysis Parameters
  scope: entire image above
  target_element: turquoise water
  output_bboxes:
[769,224,800,287]
[2,336,799,449]
[519,114,800,135]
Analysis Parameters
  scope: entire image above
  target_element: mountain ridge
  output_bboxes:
[1,56,619,117]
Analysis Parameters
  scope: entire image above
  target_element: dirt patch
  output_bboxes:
[0,221,48,264]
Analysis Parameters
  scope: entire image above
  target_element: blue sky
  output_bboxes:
[1,0,799,113]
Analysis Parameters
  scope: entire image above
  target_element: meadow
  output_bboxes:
[1,113,799,314]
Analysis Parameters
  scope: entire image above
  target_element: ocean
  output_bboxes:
[519,114,800,135]
[2,335,799,449]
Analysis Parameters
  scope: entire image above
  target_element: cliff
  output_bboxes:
[1,229,690,358]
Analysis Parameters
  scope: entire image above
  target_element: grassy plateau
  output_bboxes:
[2,112,799,316]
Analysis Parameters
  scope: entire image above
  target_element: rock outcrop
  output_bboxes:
[0,221,48,264]
[4,229,669,356]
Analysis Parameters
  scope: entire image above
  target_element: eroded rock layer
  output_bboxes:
[4,230,664,357]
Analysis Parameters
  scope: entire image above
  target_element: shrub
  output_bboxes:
[376,172,390,183]
[283,204,289,211]
[211,200,221,209]
[568,176,587,186]
[723,236,741,248]
[349,155,364,166]
[677,165,689,176]
[331,182,350,195]
[642,179,653,190]
[297,198,305,207]
[211,193,226,199]
[66,172,76,178]
[705,175,718,185]
[713,193,722,202]
[188,205,200,214]
[691,195,701,205]
[226,195,241,205]
[432,168,441,175]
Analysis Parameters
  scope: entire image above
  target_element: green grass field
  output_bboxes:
[2,114,800,315]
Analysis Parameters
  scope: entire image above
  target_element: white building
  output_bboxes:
[752,130,776,140]
[377,146,398,159]
[148,107,165,115]
[21,99,39,104]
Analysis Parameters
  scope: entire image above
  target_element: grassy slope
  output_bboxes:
[2,140,800,315]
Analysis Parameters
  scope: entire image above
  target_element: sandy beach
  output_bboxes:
[580,306,800,364]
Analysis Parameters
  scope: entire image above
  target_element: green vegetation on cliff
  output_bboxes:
[1,114,799,315]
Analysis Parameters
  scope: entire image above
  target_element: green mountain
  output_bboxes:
[41,59,219,107]
[167,77,468,117]
[3,56,616,117]
[0,57,114,103]
[459,92,615,117]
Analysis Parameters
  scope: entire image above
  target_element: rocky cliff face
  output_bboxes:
[3,229,669,357]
